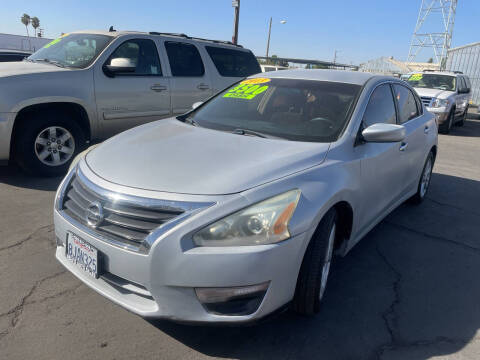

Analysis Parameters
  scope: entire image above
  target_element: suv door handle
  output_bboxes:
[197,83,210,90]
[151,84,167,92]
[424,126,430,134]
[399,142,408,151]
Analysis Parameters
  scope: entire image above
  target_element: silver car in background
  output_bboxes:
[54,69,437,323]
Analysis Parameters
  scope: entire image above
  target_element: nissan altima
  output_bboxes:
[54,69,437,323]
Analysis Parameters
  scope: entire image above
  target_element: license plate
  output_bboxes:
[65,232,99,278]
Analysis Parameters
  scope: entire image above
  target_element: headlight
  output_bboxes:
[193,189,301,247]
[431,98,449,108]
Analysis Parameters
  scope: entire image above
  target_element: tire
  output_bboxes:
[293,208,337,315]
[409,152,434,204]
[14,109,87,177]
[439,109,454,134]
[457,106,468,127]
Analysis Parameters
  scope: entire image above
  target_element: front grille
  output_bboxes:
[61,174,184,250]
[421,96,433,107]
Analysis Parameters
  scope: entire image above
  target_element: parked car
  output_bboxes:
[0,30,261,175]
[0,49,31,62]
[406,70,471,133]
[261,64,288,72]
[54,69,437,323]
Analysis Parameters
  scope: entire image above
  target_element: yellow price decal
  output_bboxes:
[43,34,69,49]
[223,83,269,100]
[409,73,423,81]
[241,78,271,85]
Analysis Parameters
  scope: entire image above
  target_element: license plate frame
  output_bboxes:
[65,232,99,279]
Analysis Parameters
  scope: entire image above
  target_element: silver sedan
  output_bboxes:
[54,69,437,323]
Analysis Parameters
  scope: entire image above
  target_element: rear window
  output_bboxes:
[165,41,204,77]
[206,46,261,77]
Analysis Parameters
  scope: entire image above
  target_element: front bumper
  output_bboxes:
[426,108,449,124]
[54,207,308,323]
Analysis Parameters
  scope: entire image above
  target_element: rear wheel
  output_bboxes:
[293,209,337,315]
[410,152,434,204]
[14,110,87,176]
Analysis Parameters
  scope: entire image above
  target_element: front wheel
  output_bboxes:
[409,152,434,204]
[293,209,337,315]
[14,111,87,176]
[457,106,468,127]
[439,110,454,134]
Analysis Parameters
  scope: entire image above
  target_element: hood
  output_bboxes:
[85,119,330,195]
[0,61,68,77]
[414,87,455,99]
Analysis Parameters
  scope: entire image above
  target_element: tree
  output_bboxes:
[31,17,40,37]
[21,13,31,37]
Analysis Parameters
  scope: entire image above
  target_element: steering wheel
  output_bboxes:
[310,117,336,129]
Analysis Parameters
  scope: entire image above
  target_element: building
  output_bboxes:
[0,33,52,52]
[446,42,480,105]
[359,56,439,76]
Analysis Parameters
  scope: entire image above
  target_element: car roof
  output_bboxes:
[69,30,245,49]
[249,69,384,86]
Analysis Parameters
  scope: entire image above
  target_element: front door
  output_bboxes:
[94,38,171,138]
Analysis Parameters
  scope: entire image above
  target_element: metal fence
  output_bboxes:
[446,42,480,105]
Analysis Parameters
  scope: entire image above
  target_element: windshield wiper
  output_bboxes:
[232,128,270,138]
[33,58,65,68]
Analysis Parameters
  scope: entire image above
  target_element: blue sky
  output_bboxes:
[1,0,479,64]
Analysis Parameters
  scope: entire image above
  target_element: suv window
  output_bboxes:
[464,76,471,90]
[363,84,397,127]
[206,46,261,77]
[393,84,419,123]
[108,39,162,75]
[165,42,204,77]
[458,76,467,91]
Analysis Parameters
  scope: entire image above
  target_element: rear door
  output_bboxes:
[391,83,428,194]
[204,46,262,92]
[94,37,171,138]
[162,41,213,115]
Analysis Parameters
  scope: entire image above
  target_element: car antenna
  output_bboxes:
[109,26,116,32]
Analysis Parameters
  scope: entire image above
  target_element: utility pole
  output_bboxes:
[333,50,340,64]
[266,17,272,58]
[232,0,240,45]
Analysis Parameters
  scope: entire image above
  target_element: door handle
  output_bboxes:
[151,84,167,92]
[197,83,210,90]
[399,142,408,151]
[424,126,430,134]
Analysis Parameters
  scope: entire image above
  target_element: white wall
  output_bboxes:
[0,33,52,52]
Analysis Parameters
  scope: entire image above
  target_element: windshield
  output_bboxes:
[407,73,456,91]
[28,33,112,68]
[184,78,361,142]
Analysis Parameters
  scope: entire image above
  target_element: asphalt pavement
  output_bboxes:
[1,116,480,360]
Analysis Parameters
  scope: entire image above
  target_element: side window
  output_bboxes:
[392,84,419,123]
[108,39,162,76]
[205,46,261,77]
[464,76,471,91]
[362,84,397,128]
[414,92,423,115]
[165,42,204,77]
[458,77,467,91]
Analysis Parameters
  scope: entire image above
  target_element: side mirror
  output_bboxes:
[459,87,470,94]
[104,58,136,76]
[362,123,406,143]
[192,101,203,110]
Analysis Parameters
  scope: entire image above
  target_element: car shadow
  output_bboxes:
[448,118,480,137]
[148,172,480,360]
[0,163,62,191]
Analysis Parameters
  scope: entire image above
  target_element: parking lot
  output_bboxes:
[0,114,479,360]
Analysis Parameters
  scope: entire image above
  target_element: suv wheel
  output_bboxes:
[14,110,87,176]
[410,152,434,204]
[439,109,454,134]
[293,208,337,315]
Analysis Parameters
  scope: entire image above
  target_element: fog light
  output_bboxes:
[195,282,269,316]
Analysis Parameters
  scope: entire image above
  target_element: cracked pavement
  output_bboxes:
[1,117,480,360]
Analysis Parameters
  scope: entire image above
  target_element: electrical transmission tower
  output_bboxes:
[407,0,457,65]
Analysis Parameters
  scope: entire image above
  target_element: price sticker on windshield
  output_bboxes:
[409,73,423,81]
[223,83,269,100]
[43,33,69,49]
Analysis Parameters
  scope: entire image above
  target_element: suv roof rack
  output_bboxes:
[423,69,437,72]
[148,32,243,48]
[453,70,463,74]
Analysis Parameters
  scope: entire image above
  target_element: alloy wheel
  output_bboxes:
[420,157,433,198]
[319,224,336,300]
[34,126,75,166]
